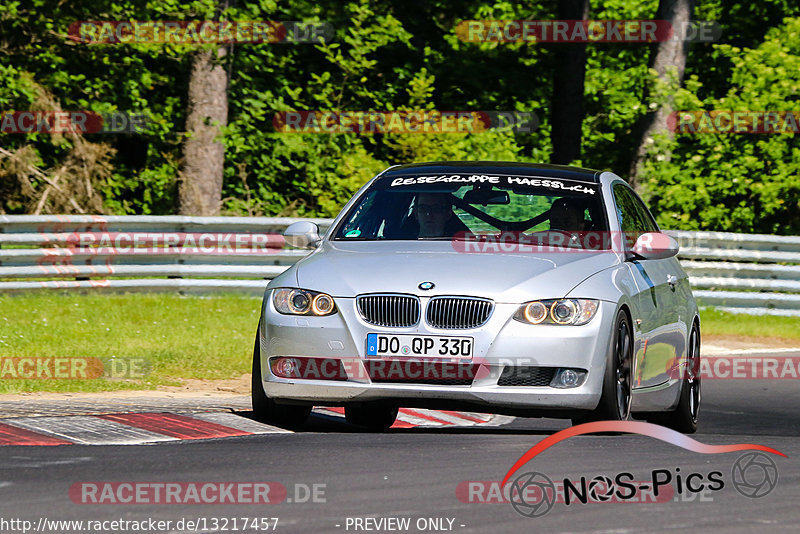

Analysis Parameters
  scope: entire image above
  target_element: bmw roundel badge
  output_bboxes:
[419,281,435,290]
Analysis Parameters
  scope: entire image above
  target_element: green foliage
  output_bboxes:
[2,0,800,234]
[580,0,656,172]
[642,17,800,234]
[221,0,412,216]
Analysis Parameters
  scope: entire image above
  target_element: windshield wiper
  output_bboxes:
[417,234,476,241]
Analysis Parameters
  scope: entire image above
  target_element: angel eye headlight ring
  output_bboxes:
[523,301,548,324]
[273,288,337,316]
[312,293,335,315]
[551,299,577,325]
[514,299,598,325]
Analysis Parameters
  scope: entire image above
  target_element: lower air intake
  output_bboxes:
[497,366,557,386]
[366,360,478,386]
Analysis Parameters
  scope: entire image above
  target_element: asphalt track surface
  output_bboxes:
[1,378,799,534]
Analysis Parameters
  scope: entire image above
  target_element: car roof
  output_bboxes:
[382,161,603,183]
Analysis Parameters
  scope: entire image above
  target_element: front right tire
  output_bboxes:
[251,328,311,429]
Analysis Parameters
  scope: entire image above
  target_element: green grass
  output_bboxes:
[1,294,799,394]
[0,293,260,393]
[700,308,800,341]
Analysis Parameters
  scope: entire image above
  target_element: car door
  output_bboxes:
[612,183,679,389]
[629,190,687,379]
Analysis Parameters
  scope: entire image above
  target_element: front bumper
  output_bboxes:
[258,293,618,415]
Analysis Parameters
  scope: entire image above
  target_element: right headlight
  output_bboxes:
[273,288,337,316]
[513,299,598,326]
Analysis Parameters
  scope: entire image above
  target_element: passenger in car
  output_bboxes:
[549,198,587,232]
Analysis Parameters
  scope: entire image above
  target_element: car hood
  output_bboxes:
[293,241,620,302]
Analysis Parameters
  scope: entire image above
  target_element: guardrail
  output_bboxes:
[0,215,332,295]
[666,230,800,316]
[1,216,798,316]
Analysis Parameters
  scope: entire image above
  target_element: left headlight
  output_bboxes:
[273,288,337,316]
[513,299,598,326]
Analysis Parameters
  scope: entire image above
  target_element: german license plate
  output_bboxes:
[366,333,473,359]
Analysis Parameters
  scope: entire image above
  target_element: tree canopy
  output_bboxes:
[1,0,799,234]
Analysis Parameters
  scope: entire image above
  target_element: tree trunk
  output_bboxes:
[179,47,229,215]
[628,0,694,190]
[550,0,590,165]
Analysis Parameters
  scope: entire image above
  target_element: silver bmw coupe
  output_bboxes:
[252,162,701,432]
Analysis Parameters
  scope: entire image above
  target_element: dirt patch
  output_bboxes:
[156,374,251,395]
[0,374,251,402]
[703,335,800,351]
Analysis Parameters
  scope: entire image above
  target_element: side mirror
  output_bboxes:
[630,232,679,260]
[284,221,322,249]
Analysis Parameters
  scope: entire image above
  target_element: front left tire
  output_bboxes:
[572,310,633,425]
[345,404,399,431]
[647,322,701,433]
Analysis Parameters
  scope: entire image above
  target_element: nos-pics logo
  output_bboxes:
[503,421,783,518]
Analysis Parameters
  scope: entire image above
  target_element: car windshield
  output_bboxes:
[332,173,609,248]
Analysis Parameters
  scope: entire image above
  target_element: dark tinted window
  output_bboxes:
[613,184,648,241]
[334,174,607,244]
[631,192,659,233]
